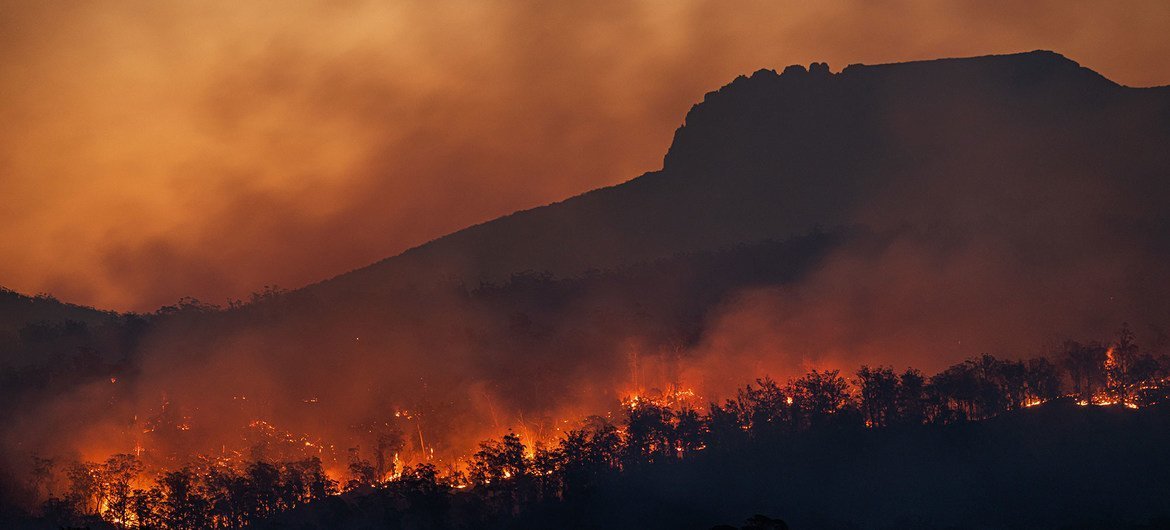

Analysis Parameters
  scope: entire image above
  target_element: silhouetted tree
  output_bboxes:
[159,468,210,530]
[583,416,622,470]
[397,462,450,524]
[930,357,1011,421]
[708,398,751,449]
[973,355,1011,416]
[553,417,622,498]
[531,443,562,499]
[857,366,898,428]
[789,370,852,429]
[674,407,705,455]
[345,456,377,491]
[895,368,927,425]
[130,487,163,529]
[64,461,102,516]
[373,429,405,483]
[1024,357,1063,402]
[555,429,591,497]
[739,377,791,435]
[40,496,80,527]
[29,456,57,501]
[245,461,281,520]
[203,464,248,528]
[1062,340,1108,399]
[994,357,1029,410]
[624,400,674,463]
[280,457,335,509]
[1108,323,1140,401]
[102,453,142,527]
[469,432,528,485]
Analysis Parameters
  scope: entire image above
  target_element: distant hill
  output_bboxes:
[0,288,112,329]
[0,287,117,365]
[306,50,1170,304]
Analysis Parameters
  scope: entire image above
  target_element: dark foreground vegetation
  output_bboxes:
[5,324,1170,530]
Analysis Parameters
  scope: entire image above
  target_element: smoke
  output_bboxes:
[2,1,1169,311]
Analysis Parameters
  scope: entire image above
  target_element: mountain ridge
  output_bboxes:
[300,50,1170,305]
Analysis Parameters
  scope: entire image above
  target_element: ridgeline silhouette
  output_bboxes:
[311,50,1168,297]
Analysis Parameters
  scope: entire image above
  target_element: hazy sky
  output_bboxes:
[2,0,1169,312]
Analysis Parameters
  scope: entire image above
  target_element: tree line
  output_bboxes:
[22,325,1170,529]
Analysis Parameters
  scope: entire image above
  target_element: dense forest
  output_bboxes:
[6,322,1170,529]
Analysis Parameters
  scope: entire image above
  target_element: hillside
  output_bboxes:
[306,50,1170,303]
[0,287,118,366]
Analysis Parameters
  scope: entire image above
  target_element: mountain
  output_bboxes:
[0,287,119,365]
[306,51,1170,303]
[0,288,112,331]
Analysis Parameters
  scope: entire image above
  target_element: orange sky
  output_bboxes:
[2,0,1169,312]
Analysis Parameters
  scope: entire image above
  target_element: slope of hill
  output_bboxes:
[0,288,113,329]
[0,287,119,366]
[307,50,1170,302]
